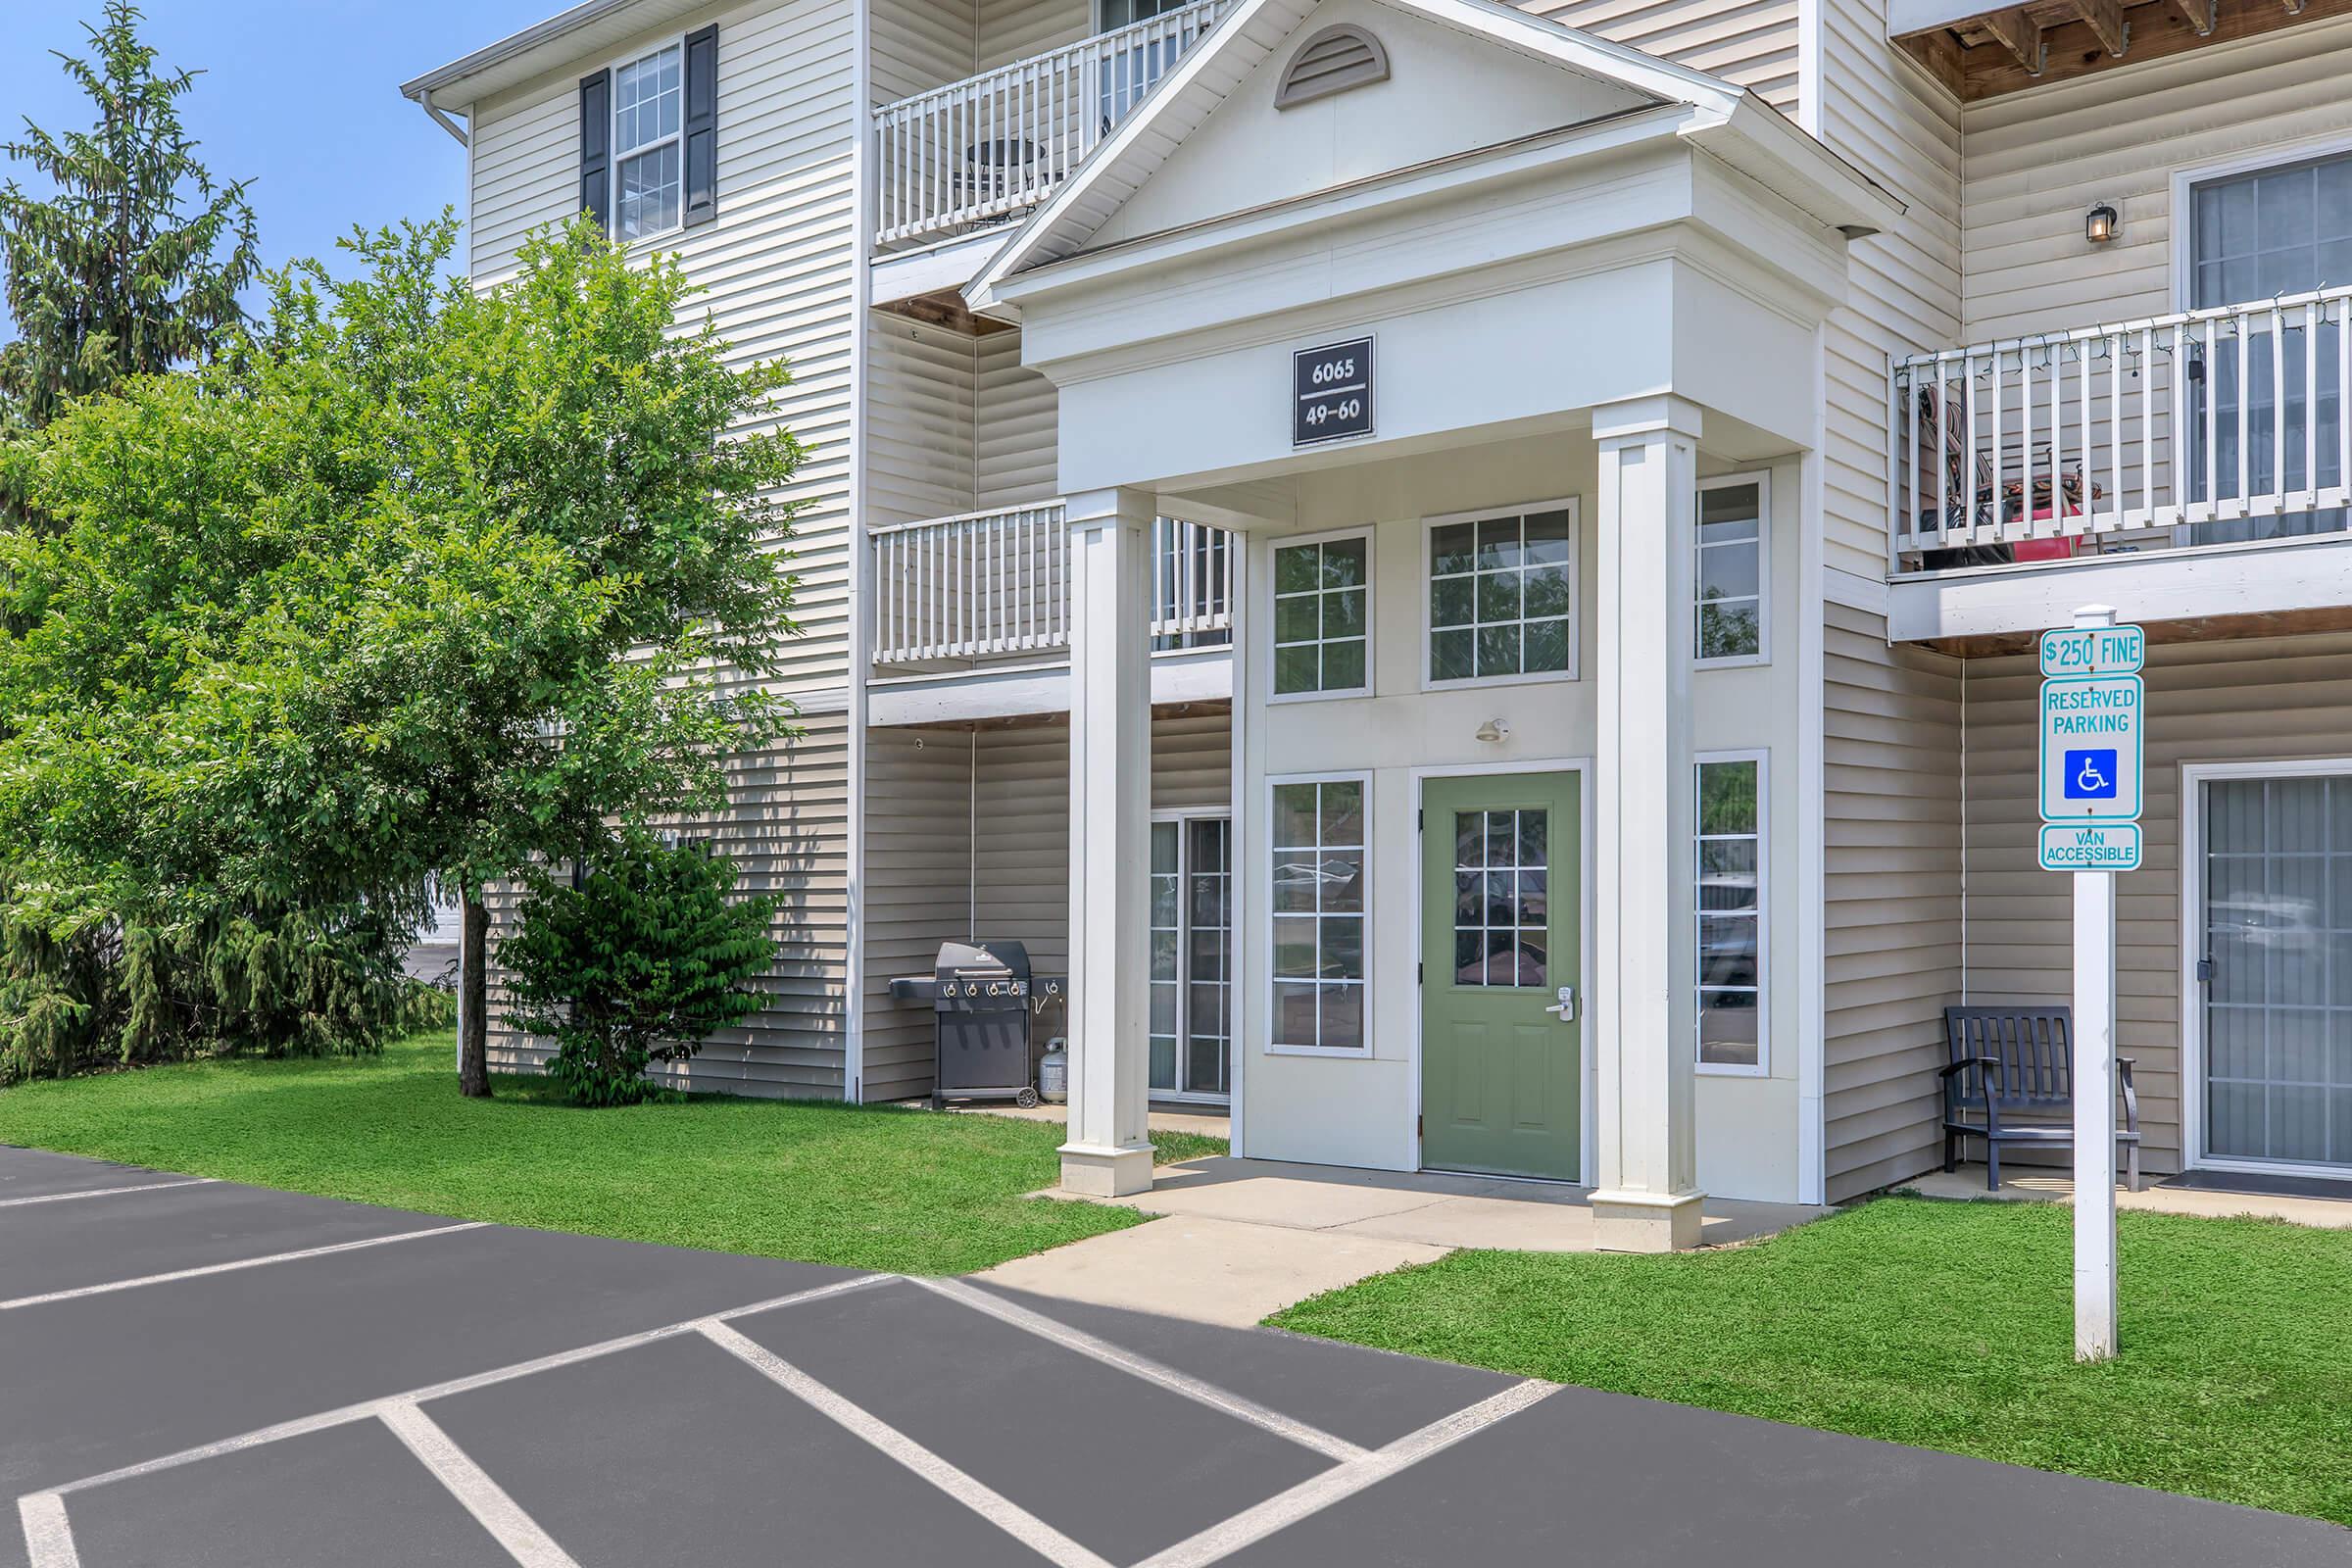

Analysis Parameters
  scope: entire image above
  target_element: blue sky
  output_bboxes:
[1,0,562,328]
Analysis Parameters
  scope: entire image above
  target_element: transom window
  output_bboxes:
[1270,533,1370,697]
[1696,755,1765,1072]
[1452,808,1547,988]
[1695,475,1766,664]
[1427,504,1574,684]
[612,44,684,241]
[1270,778,1366,1052]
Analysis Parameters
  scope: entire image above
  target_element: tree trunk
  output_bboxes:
[459,892,492,1099]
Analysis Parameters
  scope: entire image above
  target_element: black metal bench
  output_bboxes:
[1941,1004,2141,1193]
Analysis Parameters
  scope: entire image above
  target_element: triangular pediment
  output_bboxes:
[1089,0,1660,251]
[965,0,1773,306]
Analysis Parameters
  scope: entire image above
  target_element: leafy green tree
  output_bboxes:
[500,831,778,1105]
[0,2,259,434]
[0,214,804,1096]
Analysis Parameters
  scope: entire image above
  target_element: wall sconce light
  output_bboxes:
[2084,202,2120,245]
[1475,718,1510,744]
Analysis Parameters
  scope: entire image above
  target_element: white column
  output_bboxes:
[1591,397,1705,1252]
[2070,604,2120,1361]
[1060,487,1156,1197]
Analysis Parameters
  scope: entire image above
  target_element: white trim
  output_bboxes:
[1693,749,1769,1080]
[605,35,689,248]
[1228,538,1253,1155]
[1794,376,1828,1204]
[846,0,874,1104]
[1405,758,1595,1186]
[1263,525,1376,706]
[1262,769,1373,1059]
[1694,471,1770,669]
[2168,131,2352,316]
[2178,755,2352,1178]
[1417,499,1582,693]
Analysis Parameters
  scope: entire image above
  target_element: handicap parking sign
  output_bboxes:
[2064,749,2119,801]
[2039,672,2142,824]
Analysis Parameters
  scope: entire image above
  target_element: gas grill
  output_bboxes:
[890,939,1065,1108]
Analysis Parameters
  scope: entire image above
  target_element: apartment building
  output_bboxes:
[402,0,2352,1247]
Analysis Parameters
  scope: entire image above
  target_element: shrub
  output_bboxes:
[498,831,777,1106]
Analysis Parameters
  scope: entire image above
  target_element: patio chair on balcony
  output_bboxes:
[1906,383,2098,569]
[956,138,1047,213]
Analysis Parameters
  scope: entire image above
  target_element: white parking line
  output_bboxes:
[0,1178,219,1209]
[0,1222,488,1312]
[380,1402,582,1568]
[698,1318,1118,1568]
[911,1276,1369,1463]
[29,1273,891,1501]
[15,1493,78,1568]
[1133,1379,1559,1568]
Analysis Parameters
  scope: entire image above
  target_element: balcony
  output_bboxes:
[871,506,1232,666]
[873,0,1230,250]
[1887,288,2352,645]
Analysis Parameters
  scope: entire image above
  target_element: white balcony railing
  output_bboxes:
[871,504,1233,666]
[1890,288,2351,573]
[873,0,1231,248]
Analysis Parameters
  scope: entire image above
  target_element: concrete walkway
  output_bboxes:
[979,1156,1826,1326]
[1909,1163,2352,1228]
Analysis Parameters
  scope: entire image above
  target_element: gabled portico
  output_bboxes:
[969,0,1897,1243]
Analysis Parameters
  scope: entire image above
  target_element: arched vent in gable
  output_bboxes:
[1273,24,1392,110]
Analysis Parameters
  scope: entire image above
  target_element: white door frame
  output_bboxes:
[1150,807,1234,1105]
[1407,756,1596,1187]
[2179,756,2352,1178]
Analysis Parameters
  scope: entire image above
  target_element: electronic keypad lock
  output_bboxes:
[1544,985,1577,1022]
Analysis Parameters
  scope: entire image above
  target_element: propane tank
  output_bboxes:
[1038,1038,1069,1102]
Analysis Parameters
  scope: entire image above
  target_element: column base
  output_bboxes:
[1591,1189,1704,1253]
[1058,1142,1155,1198]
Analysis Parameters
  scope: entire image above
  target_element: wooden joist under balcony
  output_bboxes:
[1890,0,2352,99]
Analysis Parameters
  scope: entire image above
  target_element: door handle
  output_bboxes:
[1544,985,1577,1022]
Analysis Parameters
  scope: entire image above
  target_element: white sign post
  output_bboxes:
[2036,607,2143,1364]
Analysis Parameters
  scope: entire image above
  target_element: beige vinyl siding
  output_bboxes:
[860,728,977,1100]
[1814,0,1963,582]
[976,333,1060,509]
[858,710,1233,1100]
[1956,631,2352,1175]
[1512,0,1796,110]
[867,316,980,530]
[1822,601,1965,1201]
[471,0,861,1097]
[1960,17,2352,344]
[978,0,1088,74]
[873,0,977,102]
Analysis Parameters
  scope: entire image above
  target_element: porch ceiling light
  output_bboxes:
[1475,718,1510,744]
[2084,202,2120,245]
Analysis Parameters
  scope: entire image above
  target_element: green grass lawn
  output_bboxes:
[0,1031,1225,1276]
[1273,1195,2352,1527]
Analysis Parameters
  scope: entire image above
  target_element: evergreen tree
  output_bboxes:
[0,2,259,434]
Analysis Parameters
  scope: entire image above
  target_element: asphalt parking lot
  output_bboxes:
[3,1144,2344,1568]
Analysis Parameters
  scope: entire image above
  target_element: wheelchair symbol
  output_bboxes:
[2063,748,2120,801]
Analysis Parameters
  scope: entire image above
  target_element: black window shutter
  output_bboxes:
[683,24,718,227]
[579,68,612,234]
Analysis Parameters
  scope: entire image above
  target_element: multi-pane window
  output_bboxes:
[613,44,684,240]
[1696,756,1764,1071]
[1452,808,1548,988]
[1270,534,1369,697]
[1270,779,1366,1052]
[1427,505,1574,683]
[1695,476,1765,663]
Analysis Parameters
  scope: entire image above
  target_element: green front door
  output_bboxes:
[1419,772,1581,1181]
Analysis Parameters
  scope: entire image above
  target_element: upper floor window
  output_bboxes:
[2188,151,2352,309]
[1695,474,1767,665]
[1425,502,1575,686]
[1269,529,1370,699]
[613,44,684,240]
